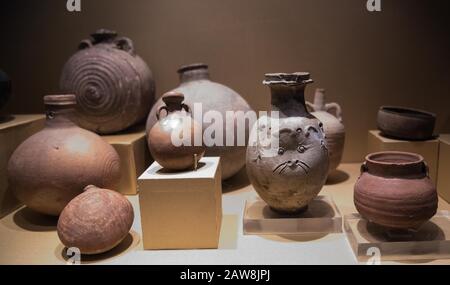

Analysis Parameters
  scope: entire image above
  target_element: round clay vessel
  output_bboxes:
[246,73,329,214]
[306,88,345,173]
[354,151,438,230]
[146,63,253,180]
[57,185,134,255]
[60,29,155,134]
[377,106,436,140]
[0,69,12,111]
[148,91,205,170]
[7,95,121,216]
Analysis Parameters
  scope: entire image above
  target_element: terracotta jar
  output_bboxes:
[306,88,345,173]
[7,95,121,216]
[0,69,11,111]
[57,185,134,255]
[146,63,253,179]
[60,29,155,134]
[147,91,205,170]
[377,106,436,141]
[354,151,438,230]
[246,73,329,214]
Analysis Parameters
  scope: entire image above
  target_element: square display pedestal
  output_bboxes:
[344,212,450,262]
[138,157,222,250]
[0,114,45,218]
[437,134,450,203]
[102,125,151,195]
[243,195,342,235]
[367,130,439,183]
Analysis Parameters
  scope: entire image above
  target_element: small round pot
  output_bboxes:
[147,91,205,171]
[57,185,134,255]
[354,151,437,230]
[377,106,436,140]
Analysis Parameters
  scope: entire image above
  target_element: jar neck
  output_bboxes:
[45,105,77,128]
[269,84,309,118]
[363,153,427,179]
[312,89,326,111]
[179,67,210,83]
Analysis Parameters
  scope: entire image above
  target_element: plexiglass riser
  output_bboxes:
[344,211,450,262]
[243,195,342,235]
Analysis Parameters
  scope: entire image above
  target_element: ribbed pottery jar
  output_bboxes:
[60,29,155,134]
[7,95,121,216]
[147,91,205,171]
[307,88,345,173]
[354,151,438,230]
[246,73,329,214]
[146,63,253,180]
[0,69,12,111]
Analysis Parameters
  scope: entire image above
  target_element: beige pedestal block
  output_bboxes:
[437,134,450,202]
[138,157,222,250]
[368,130,439,183]
[0,115,45,218]
[102,126,151,195]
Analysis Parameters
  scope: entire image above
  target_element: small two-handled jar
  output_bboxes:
[354,151,438,230]
[147,91,205,171]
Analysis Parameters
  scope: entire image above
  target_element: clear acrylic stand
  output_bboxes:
[344,211,450,261]
[243,195,342,235]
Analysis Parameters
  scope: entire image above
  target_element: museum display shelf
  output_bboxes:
[1,163,449,265]
[437,134,450,203]
[344,212,450,261]
[0,114,45,218]
[243,195,342,235]
[102,125,151,195]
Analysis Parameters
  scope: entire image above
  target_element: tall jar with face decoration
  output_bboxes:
[246,73,329,214]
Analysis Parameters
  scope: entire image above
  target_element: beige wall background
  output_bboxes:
[1,0,449,162]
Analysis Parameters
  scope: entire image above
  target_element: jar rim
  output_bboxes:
[365,151,424,166]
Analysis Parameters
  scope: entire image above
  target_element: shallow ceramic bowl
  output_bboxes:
[377,106,436,141]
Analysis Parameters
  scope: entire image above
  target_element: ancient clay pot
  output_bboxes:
[60,29,155,134]
[7,95,121,216]
[306,88,345,173]
[146,63,253,180]
[147,91,205,170]
[57,185,134,255]
[0,69,12,111]
[354,151,438,230]
[377,106,436,141]
[246,73,329,214]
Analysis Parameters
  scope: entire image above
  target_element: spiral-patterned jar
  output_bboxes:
[7,94,121,216]
[60,29,155,134]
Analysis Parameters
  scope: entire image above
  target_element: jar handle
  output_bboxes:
[422,162,430,177]
[156,106,168,121]
[360,162,368,174]
[115,37,135,55]
[78,39,93,50]
[182,103,192,117]
[305,101,315,112]
[325,102,343,122]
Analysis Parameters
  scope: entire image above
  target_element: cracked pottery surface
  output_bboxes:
[246,73,329,214]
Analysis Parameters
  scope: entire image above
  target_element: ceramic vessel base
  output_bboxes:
[344,212,450,261]
[243,195,342,235]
